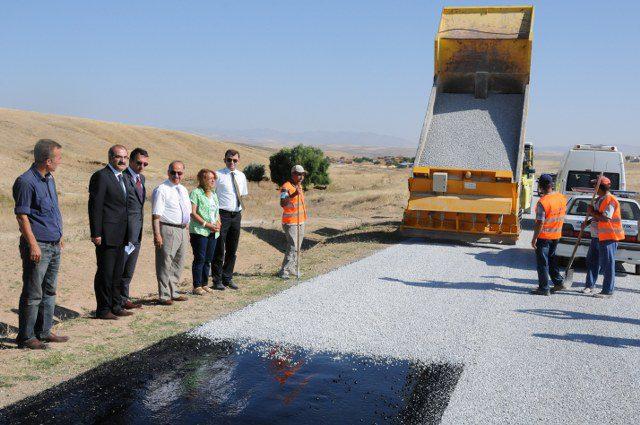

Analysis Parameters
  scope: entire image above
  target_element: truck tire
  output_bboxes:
[636,264,640,276]
[558,256,570,267]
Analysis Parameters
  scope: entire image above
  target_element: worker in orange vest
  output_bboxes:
[582,176,625,298]
[530,174,567,296]
[278,165,308,279]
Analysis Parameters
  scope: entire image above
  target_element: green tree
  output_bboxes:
[269,144,330,189]
[243,163,266,182]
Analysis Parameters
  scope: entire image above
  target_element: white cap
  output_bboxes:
[291,165,306,174]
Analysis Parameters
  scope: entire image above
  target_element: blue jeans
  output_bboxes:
[535,239,562,291]
[190,233,217,287]
[585,239,618,294]
[18,239,61,342]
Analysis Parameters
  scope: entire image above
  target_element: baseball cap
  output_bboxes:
[590,176,611,187]
[291,165,306,174]
[538,174,553,186]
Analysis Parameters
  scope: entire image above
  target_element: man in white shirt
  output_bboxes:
[212,149,248,290]
[152,161,191,305]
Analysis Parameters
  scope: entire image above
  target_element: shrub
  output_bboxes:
[269,144,331,189]
[243,163,266,182]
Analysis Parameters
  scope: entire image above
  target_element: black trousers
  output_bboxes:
[212,210,241,284]
[119,241,141,305]
[94,244,125,316]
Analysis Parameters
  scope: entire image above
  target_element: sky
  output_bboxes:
[1,1,639,150]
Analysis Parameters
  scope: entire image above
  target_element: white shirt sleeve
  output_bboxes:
[603,204,615,219]
[152,186,165,216]
[240,172,248,196]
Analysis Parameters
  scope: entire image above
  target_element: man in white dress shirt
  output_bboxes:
[151,161,191,305]
[212,149,248,290]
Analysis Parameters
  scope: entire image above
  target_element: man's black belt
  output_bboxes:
[220,209,242,216]
[160,222,187,229]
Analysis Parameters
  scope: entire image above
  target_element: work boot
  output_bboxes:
[593,292,613,299]
[530,288,550,296]
[581,287,593,294]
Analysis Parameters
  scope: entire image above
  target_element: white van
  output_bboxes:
[555,144,626,194]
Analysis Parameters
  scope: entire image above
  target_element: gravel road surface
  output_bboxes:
[194,223,640,424]
[417,93,524,174]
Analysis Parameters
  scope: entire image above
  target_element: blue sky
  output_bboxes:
[1,1,639,149]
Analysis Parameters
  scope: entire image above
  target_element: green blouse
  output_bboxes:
[189,187,220,238]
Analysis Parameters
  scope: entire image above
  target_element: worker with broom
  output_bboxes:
[530,174,567,296]
[278,165,308,279]
[582,176,625,298]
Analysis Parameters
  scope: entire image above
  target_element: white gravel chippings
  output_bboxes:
[193,223,640,424]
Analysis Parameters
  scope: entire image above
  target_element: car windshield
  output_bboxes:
[568,198,640,220]
[565,171,620,191]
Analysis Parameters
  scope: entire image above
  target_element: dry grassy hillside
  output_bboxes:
[0,108,270,205]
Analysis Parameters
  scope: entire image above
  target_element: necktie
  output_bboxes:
[177,186,189,225]
[135,176,143,199]
[230,172,244,211]
[117,174,126,197]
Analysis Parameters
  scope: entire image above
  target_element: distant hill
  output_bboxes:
[0,108,271,201]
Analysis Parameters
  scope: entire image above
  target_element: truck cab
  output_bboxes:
[556,144,626,194]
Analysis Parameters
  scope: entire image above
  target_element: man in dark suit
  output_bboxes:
[88,145,132,320]
[119,147,149,310]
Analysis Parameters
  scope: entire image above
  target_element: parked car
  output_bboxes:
[556,193,640,274]
[555,144,626,195]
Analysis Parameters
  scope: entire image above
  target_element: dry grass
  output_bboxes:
[0,108,409,406]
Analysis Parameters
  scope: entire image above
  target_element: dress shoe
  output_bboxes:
[213,282,226,291]
[114,310,134,317]
[530,288,550,296]
[97,312,119,320]
[593,292,613,299]
[172,295,189,302]
[159,299,174,306]
[123,300,142,309]
[40,333,69,343]
[224,280,239,290]
[18,338,47,350]
[193,287,206,296]
[202,286,213,293]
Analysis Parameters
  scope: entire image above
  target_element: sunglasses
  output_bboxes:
[136,160,149,167]
[225,158,239,163]
[169,170,184,176]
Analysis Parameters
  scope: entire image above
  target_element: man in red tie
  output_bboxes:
[119,148,149,310]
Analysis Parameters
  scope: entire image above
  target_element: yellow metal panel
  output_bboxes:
[439,6,533,40]
[407,194,513,214]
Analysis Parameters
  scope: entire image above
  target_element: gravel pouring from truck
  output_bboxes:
[401,5,534,244]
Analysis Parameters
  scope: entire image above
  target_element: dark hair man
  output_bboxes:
[119,148,149,310]
[211,149,248,290]
[12,139,69,349]
[88,145,132,320]
[582,176,625,298]
[530,174,567,296]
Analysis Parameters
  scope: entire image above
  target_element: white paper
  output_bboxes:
[124,242,136,255]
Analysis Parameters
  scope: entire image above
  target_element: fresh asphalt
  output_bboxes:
[195,210,640,424]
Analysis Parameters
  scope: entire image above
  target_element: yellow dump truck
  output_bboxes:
[401,5,534,244]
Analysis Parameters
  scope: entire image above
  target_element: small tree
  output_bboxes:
[269,144,330,189]
[243,163,266,182]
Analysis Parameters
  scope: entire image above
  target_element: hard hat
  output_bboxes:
[291,165,306,174]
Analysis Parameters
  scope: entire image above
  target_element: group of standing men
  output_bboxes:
[11,141,260,349]
[530,174,626,297]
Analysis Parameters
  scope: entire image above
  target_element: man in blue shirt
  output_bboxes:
[12,139,69,349]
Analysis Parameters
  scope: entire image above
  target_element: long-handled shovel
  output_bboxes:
[562,172,603,286]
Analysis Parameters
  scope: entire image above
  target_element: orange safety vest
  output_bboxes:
[280,181,307,225]
[597,194,625,241]
[538,192,566,240]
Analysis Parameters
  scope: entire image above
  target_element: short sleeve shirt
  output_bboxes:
[12,164,63,242]
[189,187,220,238]
[152,180,191,225]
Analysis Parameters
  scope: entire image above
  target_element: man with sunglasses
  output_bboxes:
[212,149,248,290]
[118,148,149,310]
[152,161,191,304]
[88,145,132,320]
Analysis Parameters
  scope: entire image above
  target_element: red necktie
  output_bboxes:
[135,176,143,199]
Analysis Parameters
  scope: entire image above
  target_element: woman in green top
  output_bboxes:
[189,169,221,295]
